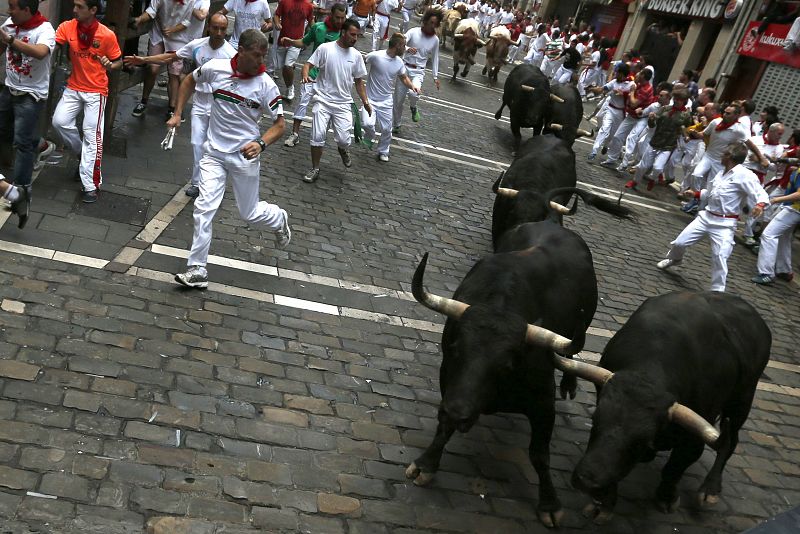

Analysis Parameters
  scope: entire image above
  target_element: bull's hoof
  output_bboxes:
[404,462,435,486]
[482,66,488,75]
[462,67,470,77]
[494,110,502,120]
[655,494,680,513]
[697,491,720,508]
[582,501,614,525]
[537,508,564,528]
[560,375,577,400]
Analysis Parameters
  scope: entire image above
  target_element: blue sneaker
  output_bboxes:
[680,199,698,213]
[587,152,596,162]
[751,274,774,285]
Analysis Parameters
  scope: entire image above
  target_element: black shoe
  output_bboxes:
[82,190,98,203]
[10,186,30,229]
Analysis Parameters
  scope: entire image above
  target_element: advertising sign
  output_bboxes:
[738,21,800,69]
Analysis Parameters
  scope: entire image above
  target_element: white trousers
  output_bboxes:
[634,145,673,183]
[744,185,783,237]
[756,206,800,276]
[187,147,284,267]
[618,120,649,168]
[401,8,413,33]
[540,57,560,78]
[553,65,573,84]
[363,103,393,155]
[190,92,212,186]
[592,107,624,154]
[294,81,315,122]
[524,50,543,67]
[310,100,352,148]
[372,13,390,51]
[52,88,106,192]
[666,211,736,292]
[673,138,702,189]
[393,67,423,126]
[604,116,641,162]
[691,154,723,191]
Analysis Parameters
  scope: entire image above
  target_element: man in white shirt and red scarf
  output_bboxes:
[586,63,634,162]
[167,29,291,288]
[657,143,769,292]
[0,0,55,228]
[372,0,396,51]
[393,8,440,130]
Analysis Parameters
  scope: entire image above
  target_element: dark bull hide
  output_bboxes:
[549,292,771,524]
[408,220,598,528]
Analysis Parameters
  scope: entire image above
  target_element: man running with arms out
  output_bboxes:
[300,18,370,183]
[656,143,769,292]
[0,0,56,228]
[363,32,418,162]
[393,8,440,131]
[273,0,314,101]
[52,0,122,204]
[168,29,290,288]
[281,3,346,148]
[124,13,236,199]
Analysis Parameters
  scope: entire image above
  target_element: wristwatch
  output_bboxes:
[256,138,267,152]
[7,35,14,46]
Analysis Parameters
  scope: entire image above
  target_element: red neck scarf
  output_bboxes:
[324,16,337,31]
[77,18,99,50]
[763,133,780,145]
[230,54,266,79]
[715,118,738,132]
[174,0,185,4]
[421,27,436,37]
[669,104,686,117]
[10,11,48,33]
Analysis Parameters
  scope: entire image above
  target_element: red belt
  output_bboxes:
[707,211,739,219]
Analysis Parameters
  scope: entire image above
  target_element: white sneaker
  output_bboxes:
[286,85,295,100]
[275,209,291,248]
[284,132,300,147]
[378,153,389,162]
[656,258,680,270]
[743,236,758,247]
[302,168,320,183]
[175,266,208,288]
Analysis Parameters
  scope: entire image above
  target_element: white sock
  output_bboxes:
[3,185,19,202]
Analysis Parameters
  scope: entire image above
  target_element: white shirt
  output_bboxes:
[499,11,515,24]
[224,0,272,49]
[308,41,367,105]
[739,115,752,136]
[188,0,211,41]
[365,50,406,105]
[699,164,769,222]
[177,37,237,94]
[532,33,549,54]
[589,49,600,68]
[146,0,195,49]
[703,118,749,161]
[603,79,635,110]
[193,58,283,152]
[1,19,56,101]
[743,135,786,174]
[403,0,418,10]
[403,27,439,79]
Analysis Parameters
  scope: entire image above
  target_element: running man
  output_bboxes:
[218,0,272,49]
[393,8,440,131]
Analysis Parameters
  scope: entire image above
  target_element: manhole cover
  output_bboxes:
[72,191,151,226]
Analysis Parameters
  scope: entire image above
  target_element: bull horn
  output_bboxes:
[477,39,487,46]
[524,323,576,354]
[577,128,594,137]
[411,253,469,320]
[549,201,570,214]
[496,187,519,198]
[549,123,563,131]
[454,32,463,37]
[551,353,614,384]
[668,403,720,447]
[520,84,535,92]
[550,93,565,103]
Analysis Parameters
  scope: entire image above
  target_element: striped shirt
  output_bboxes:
[193,58,283,153]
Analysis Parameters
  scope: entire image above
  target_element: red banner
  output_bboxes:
[737,21,800,69]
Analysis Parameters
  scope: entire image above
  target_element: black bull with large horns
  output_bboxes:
[495,64,592,155]
[408,220,598,528]
[550,291,770,524]
[491,135,631,250]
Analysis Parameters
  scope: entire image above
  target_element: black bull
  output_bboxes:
[408,221,598,528]
[549,291,770,523]
[491,135,631,249]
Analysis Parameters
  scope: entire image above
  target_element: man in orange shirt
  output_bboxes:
[52,0,122,203]
[352,0,376,33]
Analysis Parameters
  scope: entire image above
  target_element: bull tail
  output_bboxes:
[545,187,634,220]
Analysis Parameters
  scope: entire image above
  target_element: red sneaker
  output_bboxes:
[646,179,655,191]
[776,272,794,282]
[625,180,637,190]
[657,173,664,184]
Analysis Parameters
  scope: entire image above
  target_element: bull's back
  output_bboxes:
[505,139,576,189]
[601,292,770,412]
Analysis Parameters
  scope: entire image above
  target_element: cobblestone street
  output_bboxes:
[0,18,799,534]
